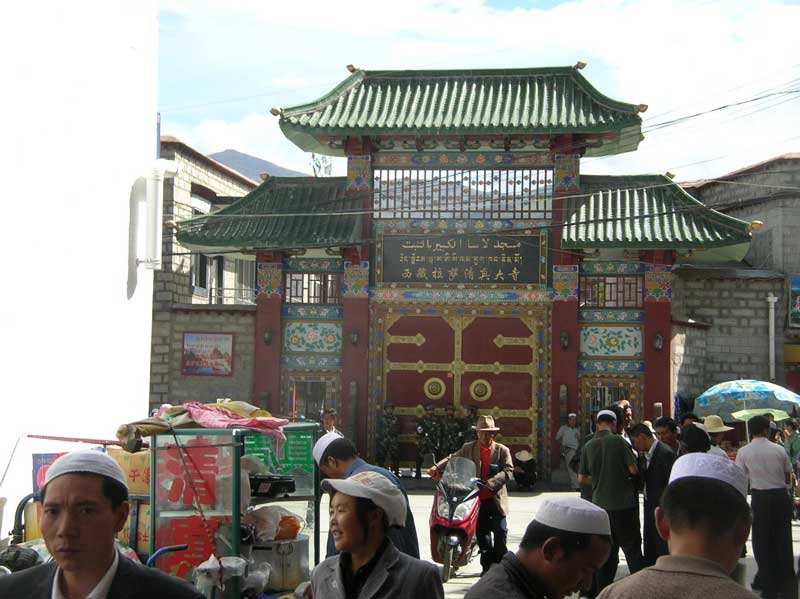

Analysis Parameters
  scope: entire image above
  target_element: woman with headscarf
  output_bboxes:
[311,471,444,599]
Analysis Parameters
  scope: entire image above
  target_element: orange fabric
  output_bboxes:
[479,441,493,500]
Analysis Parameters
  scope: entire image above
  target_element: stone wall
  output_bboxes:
[150,305,255,409]
[671,267,786,399]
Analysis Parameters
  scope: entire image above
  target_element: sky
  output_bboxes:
[159,0,800,181]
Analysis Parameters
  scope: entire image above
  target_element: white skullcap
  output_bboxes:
[44,450,128,490]
[669,453,748,497]
[321,471,406,527]
[534,496,611,536]
[568,412,577,418]
[312,431,345,464]
[596,409,617,420]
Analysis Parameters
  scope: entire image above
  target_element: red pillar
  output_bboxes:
[643,301,671,422]
[341,264,370,455]
[643,251,674,422]
[253,251,283,414]
[552,299,579,468]
[340,141,373,456]
[550,137,581,469]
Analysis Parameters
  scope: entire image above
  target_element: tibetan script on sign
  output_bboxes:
[381,233,544,285]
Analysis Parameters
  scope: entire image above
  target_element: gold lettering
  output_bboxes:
[431,268,443,280]
[402,268,413,279]
[509,267,520,282]
[479,268,490,281]
[494,269,505,281]
[416,267,429,280]
[448,267,459,281]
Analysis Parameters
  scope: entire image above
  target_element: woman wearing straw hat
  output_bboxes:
[428,415,514,575]
[702,415,734,458]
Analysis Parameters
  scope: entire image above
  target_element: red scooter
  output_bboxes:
[429,456,481,582]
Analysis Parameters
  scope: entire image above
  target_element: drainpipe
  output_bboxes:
[767,294,778,381]
[142,159,179,269]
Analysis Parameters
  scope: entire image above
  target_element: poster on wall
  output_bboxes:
[181,332,234,376]
[791,275,800,328]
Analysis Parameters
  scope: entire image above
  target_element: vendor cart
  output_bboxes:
[148,424,320,598]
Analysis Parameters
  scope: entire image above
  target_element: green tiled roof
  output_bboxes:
[278,67,643,157]
[562,175,752,249]
[176,177,360,252]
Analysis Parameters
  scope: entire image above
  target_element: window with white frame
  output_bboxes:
[235,259,257,303]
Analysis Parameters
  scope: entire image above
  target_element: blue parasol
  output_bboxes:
[694,379,800,422]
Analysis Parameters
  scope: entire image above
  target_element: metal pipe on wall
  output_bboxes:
[767,293,778,381]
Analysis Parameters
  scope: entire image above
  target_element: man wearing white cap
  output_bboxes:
[597,453,757,599]
[465,496,612,599]
[311,470,443,599]
[735,415,796,599]
[0,450,203,599]
[578,407,643,592]
[556,412,581,490]
[313,432,419,559]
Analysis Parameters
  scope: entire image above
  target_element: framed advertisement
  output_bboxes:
[181,332,234,376]
[790,275,800,328]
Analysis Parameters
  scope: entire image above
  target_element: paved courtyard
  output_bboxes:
[319,478,800,598]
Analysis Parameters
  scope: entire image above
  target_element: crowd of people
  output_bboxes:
[2,406,799,599]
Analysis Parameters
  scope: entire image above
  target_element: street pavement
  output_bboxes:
[318,475,800,599]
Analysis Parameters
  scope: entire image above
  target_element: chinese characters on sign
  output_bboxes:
[181,332,234,377]
[381,233,545,285]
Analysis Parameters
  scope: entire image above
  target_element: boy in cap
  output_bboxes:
[311,471,444,599]
[597,453,757,599]
[0,450,203,599]
[313,432,420,559]
[578,407,643,592]
[429,414,514,575]
[465,496,612,599]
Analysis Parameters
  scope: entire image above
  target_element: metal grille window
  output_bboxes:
[372,168,553,219]
[284,273,342,304]
[580,275,643,308]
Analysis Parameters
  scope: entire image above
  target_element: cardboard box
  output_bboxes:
[107,447,151,495]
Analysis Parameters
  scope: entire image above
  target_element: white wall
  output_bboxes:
[0,1,159,538]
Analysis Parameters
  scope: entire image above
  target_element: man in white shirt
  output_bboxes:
[555,413,581,490]
[735,415,796,599]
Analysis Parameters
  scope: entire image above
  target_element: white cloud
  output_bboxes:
[159,0,800,181]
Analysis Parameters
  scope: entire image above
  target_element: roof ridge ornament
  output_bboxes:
[346,64,360,73]
[574,61,587,70]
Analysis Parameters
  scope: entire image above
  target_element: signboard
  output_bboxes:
[244,428,316,496]
[181,332,234,376]
[381,233,546,285]
[791,274,800,328]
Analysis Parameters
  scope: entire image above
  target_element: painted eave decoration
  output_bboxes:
[277,66,644,158]
[176,176,360,253]
[561,174,752,253]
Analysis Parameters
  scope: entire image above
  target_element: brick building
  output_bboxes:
[149,136,258,408]
[676,154,800,396]
[160,66,761,473]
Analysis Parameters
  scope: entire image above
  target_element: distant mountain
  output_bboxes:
[209,149,309,180]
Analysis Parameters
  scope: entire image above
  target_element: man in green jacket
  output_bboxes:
[579,407,643,593]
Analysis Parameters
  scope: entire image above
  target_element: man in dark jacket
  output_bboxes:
[465,496,612,599]
[630,423,676,566]
[0,451,203,599]
[313,432,420,559]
